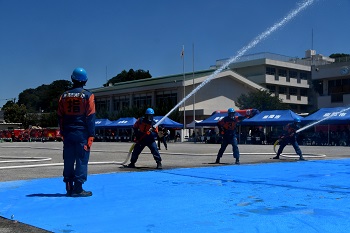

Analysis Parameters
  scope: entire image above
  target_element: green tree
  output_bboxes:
[3,103,27,123]
[17,88,39,112]
[329,53,350,58]
[236,89,289,111]
[39,112,58,128]
[104,69,152,86]
[2,99,16,110]
[17,80,72,113]
[24,113,40,128]
[329,53,350,63]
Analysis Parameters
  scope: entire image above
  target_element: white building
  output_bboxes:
[91,50,337,124]
[311,57,350,108]
[92,69,266,125]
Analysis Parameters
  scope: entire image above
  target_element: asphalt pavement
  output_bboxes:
[1,141,349,182]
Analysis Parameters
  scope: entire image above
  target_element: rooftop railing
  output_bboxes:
[215,52,338,67]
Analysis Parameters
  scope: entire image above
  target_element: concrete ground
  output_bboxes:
[0,141,349,232]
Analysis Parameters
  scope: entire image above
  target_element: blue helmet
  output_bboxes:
[294,117,301,123]
[145,108,154,115]
[228,108,235,113]
[145,108,154,121]
[228,108,235,118]
[71,67,88,82]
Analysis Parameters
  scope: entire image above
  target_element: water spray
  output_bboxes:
[154,0,315,128]
[296,106,350,133]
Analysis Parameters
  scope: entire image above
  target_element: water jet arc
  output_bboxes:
[155,0,315,128]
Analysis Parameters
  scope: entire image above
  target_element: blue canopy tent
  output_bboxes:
[94,119,112,141]
[196,112,242,127]
[154,116,183,128]
[238,110,303,145]
[240,110,302,126]
[107,117,137,128]
[302,107,350,125]
[98,117,137,142]
[300,107,350,146]
[95,119,112,128]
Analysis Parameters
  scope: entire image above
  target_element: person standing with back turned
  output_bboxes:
[58,67,96,197]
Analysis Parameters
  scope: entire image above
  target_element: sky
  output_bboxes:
[0,0,349,108]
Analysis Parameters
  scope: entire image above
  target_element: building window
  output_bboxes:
[289,87,297,95]
[343,78,350,85]
[300,88,308,96]
[266,67,276,75]
[331,94,343,103]
[133,94,152,108]
[96,99,110,113]
[300,72,307,80]
[343,78,350,94]
[266,85,276,94]
[279,86,286,94]
[156,91,177,107]
[113,97,119,111]
[278,69,287,77]
[289,70,298,78]
[328,78,350,95]
[113,95,129,111]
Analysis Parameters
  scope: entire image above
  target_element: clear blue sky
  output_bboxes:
[0,0,349,108]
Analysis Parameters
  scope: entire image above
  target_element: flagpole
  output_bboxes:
[182,45,186,141]
[192,43,196,143]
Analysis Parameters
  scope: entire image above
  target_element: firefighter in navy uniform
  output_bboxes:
[157,126,168,150]
[127,108,162,169]
[57,67,96,197]
[273,118,305,161]
[215,108,245,165]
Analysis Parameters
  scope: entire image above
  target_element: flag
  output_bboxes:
[181,45,184,59]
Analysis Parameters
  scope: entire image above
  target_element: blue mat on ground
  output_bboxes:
[1,159,350,233]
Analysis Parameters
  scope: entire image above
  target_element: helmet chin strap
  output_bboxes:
[146,115,153,121]
[72,79,86,87]
[228,112,235,119]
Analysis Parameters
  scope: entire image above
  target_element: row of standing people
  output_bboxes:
[57,67,305,198]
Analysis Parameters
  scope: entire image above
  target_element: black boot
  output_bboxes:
[235,159,240,165]
[215,157,220,164]
[65,181,74,197]
[72,182,92,197]
[127,162,136,168]
[273,155,280,159]
[299,155,306,161]
[156,161,162,169]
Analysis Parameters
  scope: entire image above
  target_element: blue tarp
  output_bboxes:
[154,116,183,128]
[196,112,242,127]
[107,117,137,128]
[302,107,350,125]
[240,110,302,126]
[2,159,350,232]
[95,119,112,128]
